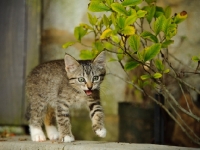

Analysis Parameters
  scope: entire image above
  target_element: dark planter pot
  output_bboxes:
[118,102,154,143]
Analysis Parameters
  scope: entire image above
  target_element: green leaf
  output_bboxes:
[192,56,200,62]
[62,42,75,49]
[103,14,110,27]
[140,31,158,43]
[116,16,126,29]
[155,59,164,72]
[74,26,87,41]
[117,48,124,61]
[144,43,161,61]
[128,34,140,52]
[161,40,174,48]
[121,26,135,35]
[141,74,151,80]
[122,0,142,6]
[106,0,113,6]
[93,41,104,51]
[80,50,94,60]
[111,35,120,43]
[162,18,171,34]
[124,61,139,71]
[155,6,165,18]
[87,13,97,25]
[153,73,162,79]
[144,5,156,23]
[137,10,147,18]
[163,69,170,73]
[125,14,137,26]
[153,15,166,35]
[111,3,128,16]
[164,6,172,19]
[89,2,111,12]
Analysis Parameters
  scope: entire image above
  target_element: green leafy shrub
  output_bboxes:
[63,0,200,145]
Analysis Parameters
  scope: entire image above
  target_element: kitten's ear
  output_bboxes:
[64,54,79,73]
[93,51,106,69]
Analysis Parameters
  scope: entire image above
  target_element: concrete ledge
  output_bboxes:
[0,136,198,150]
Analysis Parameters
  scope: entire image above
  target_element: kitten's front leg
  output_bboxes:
[88,99,106,138]
[56,102,74,142]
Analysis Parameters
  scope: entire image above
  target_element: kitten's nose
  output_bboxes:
[87,82,93,90]
[88,87,92,90]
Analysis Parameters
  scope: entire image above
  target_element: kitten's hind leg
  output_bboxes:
[28,102,46,142]
[44,106,59,140]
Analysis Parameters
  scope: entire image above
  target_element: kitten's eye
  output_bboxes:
[78,77,85,82]
[93,76,99,81]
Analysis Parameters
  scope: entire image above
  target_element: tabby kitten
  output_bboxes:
[26,51,106,142]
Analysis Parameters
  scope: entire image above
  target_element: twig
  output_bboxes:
[163,86,200,122]
[166,98,200,141]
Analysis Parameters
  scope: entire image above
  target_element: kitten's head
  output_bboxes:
[64,51,106,96]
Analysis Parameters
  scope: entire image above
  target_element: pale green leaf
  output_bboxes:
[122,0,142,6]
[111,3,128,16]
[89,2,111,12]
[153,15,166,35]
[117,48,124,61]
[163,69,170,73]
[103,14,110,27]
[192,56,200,62]
[62,42,75,49]
[128,34,140,52]
[80,50,94,60]
[155,59,164,72]
[111,35,120,43]
[144,43,161,61]
[87,13,97,25]
[153,73,162,79]
[137,10,147,18]
[74,26,87,41]
[125,14,137,26]
[141,74,151,80]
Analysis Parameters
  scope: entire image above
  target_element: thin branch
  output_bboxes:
[178,82,192,113]
[166,98,200,141]
[163,86,200,122]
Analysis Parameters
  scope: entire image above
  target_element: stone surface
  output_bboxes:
[0,136,199,150]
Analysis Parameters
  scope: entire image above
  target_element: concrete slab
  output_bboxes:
[0,136,199,150]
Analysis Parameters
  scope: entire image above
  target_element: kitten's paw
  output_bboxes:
[32,134,46,142]
[62,135,75,142]
[95,127,106,138]
[30,126,46,142]
[46,126,59,140]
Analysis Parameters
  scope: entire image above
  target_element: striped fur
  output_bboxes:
[26,51,106,142]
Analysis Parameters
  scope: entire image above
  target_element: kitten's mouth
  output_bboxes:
[84,90,93,96]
